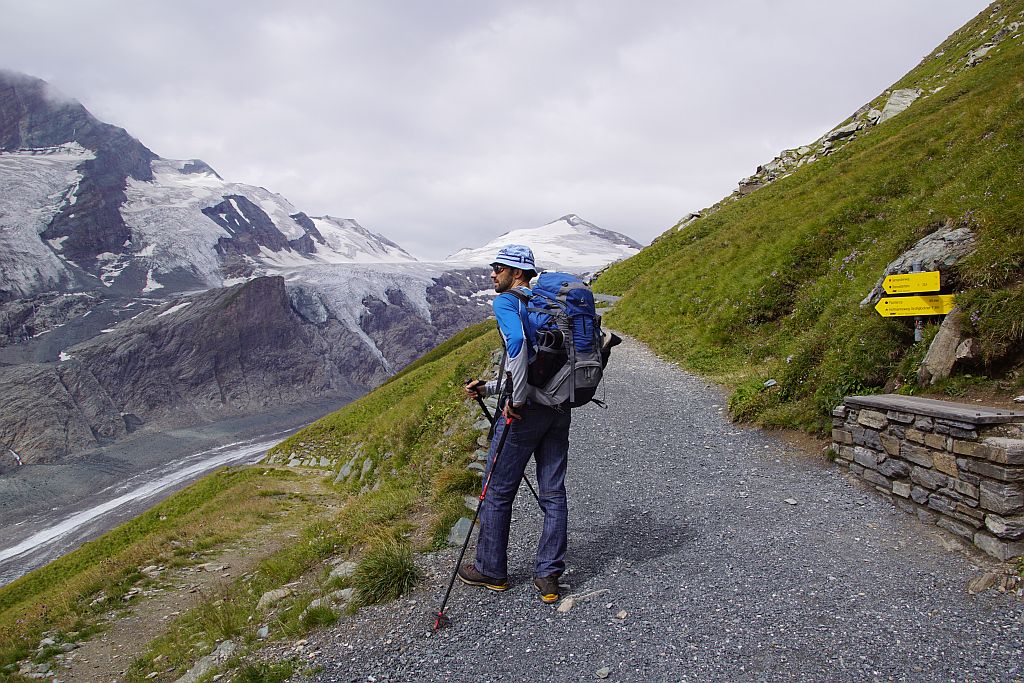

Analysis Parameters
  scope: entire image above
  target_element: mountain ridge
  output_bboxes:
[0,70,418,302]
[445,213,643,272]
[0,70,642,469]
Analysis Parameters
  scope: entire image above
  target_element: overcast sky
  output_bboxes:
[0,1,990,259]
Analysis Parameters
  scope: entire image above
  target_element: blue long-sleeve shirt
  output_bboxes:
[485,288,532,406]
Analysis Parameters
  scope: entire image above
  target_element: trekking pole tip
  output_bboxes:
[433,611,450,630]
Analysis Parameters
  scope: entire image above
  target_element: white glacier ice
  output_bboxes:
[0,143,92,296]
[119,159,417,290]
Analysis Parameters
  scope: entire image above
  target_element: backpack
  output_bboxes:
[510,272,620,408]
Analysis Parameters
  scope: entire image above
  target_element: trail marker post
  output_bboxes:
[873,269,953,338]
[881,271,940,295]
[873,294,956,317]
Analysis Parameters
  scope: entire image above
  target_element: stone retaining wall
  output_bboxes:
[831,394,1024,560]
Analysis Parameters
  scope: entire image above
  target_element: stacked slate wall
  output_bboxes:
[831,395,1024,560]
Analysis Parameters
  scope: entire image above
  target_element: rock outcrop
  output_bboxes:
[860,221,976,308]
[0,277,387,466]
[0,69,157,294]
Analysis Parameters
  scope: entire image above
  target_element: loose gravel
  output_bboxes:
[289,337,1023,683]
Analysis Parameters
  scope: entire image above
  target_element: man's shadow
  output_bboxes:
[565,506,695,586]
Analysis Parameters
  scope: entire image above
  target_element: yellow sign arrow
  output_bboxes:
[882,271,940,295]
[875,294,955,317]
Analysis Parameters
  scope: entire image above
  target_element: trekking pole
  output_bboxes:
[466,378,541,506]
[435,374,515,630]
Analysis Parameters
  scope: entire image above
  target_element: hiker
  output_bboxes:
[460,244,570,604]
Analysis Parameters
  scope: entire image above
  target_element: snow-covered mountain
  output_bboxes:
[0,70,414,302]
[119,157,415,293]
[0,71,643,469]
[0,143,94,298]
[445,214,643,273]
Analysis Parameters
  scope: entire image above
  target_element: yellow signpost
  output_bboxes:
[874,294,955,317]
[882,271,940,295]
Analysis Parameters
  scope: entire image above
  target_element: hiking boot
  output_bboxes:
[533,574,561,604]
[457,564,509,591]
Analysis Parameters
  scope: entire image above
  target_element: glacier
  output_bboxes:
[0,144,92,298]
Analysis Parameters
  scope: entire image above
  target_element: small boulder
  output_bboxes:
[860,222,975,308]
[330,587,356,606]
[825,121,860,141]
[967,43,994,67]
[918,308,964,386]
[173,640,236,683]
[329,560,358,581]
[257,587,293,611]
[877,88,921,124]
[447,517,473,546]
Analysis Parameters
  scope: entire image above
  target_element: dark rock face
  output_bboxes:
[204,194,292,258]
[288,285,330,325]
[0,292,102,348]
[290,212,327,249]
[0,277,387,466]
[361,289,440,370]
[0,70,157,278]
[0,362,127,465]
[358,269,492,371]
[180,159,221,178]
[426,270,493,332]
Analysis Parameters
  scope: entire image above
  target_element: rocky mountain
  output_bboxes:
[0,71,415,303]
[0,277,381,460]
[0,71,643,469]
[445,214,643,273]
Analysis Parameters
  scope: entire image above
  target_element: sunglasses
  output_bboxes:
[491,264,506,274]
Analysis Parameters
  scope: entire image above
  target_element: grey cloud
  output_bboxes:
[0,0,990,259]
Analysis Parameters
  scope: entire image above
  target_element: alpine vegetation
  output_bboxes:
[596,1,1024,431]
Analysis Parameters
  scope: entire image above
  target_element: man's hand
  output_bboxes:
[464,379,485,399]
[503,403,523,421]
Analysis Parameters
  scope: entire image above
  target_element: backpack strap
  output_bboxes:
[506,287,531,305]
[499,288,535,358]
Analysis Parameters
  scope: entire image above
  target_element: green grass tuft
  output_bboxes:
[352,539,423,606]
[235,660,296,683]
[300,604,339,628]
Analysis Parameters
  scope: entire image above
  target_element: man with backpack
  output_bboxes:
[460,244,571,604]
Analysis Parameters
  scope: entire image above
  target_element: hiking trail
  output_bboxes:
[276,336,1023,682]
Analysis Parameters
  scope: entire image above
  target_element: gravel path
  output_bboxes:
[296,337,1023,683]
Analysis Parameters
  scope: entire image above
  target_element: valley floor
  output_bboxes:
[280,337,1023,682]
[0,396,353,584]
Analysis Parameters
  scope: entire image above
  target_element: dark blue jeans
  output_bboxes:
[474,402,571,580]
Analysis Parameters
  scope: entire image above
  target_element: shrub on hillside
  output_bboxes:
[352,539,422,605]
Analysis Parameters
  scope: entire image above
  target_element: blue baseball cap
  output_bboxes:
[491,244,536,271]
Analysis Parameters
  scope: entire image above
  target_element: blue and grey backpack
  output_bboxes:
[511,272,620,408]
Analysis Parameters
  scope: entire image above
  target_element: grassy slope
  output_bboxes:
[596,1,1024,432]
[0,467,305,672]
[0,321,497,681]
[267,320,498,549]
